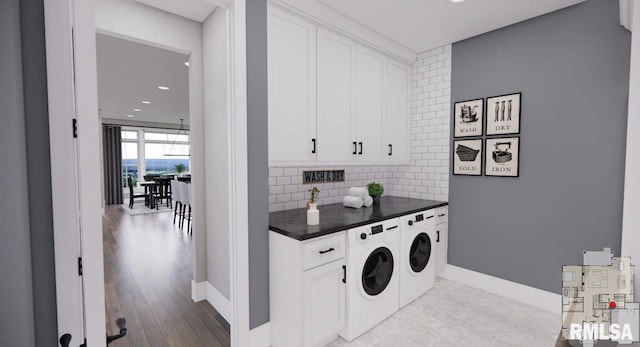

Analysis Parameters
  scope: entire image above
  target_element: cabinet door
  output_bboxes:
[303,259,345,347]
[385,59,410,163]
[355,46,385,162]
[268,7,317,162]
[317,28,357,162]
[436,222,448,275]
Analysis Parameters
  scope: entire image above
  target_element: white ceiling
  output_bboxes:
[317,0,587,53]
[96,33,190,125]
[134,0,216,22]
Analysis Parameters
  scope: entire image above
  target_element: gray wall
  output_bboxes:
[203,8,231,300]
[1,0,58,345]
[246,0,270,329]
[19,0,59,344]
[0,0,36,345]
[449,0,631,294]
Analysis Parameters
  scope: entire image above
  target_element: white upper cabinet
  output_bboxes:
[268,7,317,162]
[316,28,357,162]
[268,5,410,165]
[385,59,410,163]
[355,46,386,162]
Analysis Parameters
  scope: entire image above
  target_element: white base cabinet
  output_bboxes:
[435,206,449,275]
[270,231,346,347]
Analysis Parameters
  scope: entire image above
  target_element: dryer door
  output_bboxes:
[409,232,432,273]
[362,247,394,296]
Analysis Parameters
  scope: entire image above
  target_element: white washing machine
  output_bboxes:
[340,218,400,342]
[399,210,437,308]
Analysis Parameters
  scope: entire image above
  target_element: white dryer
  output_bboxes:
[399,210,437,308]
[340,218,400,341]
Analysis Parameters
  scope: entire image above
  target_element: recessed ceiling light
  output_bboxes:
[184,62,190,67]
[133,108,141,112]
[127,114,134,118]
[142,101,151,104]
[450,0,465,3]
[158,86,170,90]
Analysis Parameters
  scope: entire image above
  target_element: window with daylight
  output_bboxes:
[121,127,190,192]
[121,141,138,188]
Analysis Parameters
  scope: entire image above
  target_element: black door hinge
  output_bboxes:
[72,119,78,138]
[78,257,83,276]
[342,265,346,283]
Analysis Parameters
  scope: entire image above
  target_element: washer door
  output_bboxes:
[362,247,394,296]
[409,232,432,273]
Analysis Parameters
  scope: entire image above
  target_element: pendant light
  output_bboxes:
[163,118,190,157]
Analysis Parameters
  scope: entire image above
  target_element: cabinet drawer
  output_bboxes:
[302,233,345,271]
[435,206,449,224]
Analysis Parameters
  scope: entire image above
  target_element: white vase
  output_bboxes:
[307,202,319,226]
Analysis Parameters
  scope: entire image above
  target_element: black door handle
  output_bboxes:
[438,213,446,217]
[60,334,72,347]
[353,141,357,155]
[312,138,316,154]
[358,142,363,155]
[342,265,346,283]
[388,144,392,156]
[319,247,335,254]
[436,231,440,242]
[106,317,128,344]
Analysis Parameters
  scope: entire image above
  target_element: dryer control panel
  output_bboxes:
[401,210,435,228]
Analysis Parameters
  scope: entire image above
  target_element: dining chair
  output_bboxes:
[188,183,193,235]
[178,181,192,233]
[127,177,146,209]
[171,180,182,225]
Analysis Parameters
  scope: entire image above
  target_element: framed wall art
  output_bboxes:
[485,137,520,177]
[453,98,484,138]
[486,93,521,136]
[453,139,483,176]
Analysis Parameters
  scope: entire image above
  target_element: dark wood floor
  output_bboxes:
[103,205,230,347]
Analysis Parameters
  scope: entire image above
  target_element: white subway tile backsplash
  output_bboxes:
[268,165,389,212]
[388,45,451,202]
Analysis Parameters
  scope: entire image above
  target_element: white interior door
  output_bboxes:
[316,28,357,162]
[356,46,385,162]
[45,0,107,345]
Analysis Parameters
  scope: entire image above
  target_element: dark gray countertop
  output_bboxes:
[269,196,448,241]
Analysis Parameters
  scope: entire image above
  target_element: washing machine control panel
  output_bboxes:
[415,214,424,222]
[350,219,400,244]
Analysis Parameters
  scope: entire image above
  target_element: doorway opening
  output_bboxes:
[96,32,230,344]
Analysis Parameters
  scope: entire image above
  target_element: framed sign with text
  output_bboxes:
[453,139,483,176]
[454,98,484,138]
[486,92,521,136]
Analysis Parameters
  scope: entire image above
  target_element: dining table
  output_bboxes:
[139,181,158,208]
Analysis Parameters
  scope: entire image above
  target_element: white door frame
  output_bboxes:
[44,0,88,343]
[44,0,252,346]
[227,1,252,345]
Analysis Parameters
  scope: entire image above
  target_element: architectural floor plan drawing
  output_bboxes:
[562,248,640,345]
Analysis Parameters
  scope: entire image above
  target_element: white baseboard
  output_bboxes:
[192,280,207,302]
[440,265,562,315]
[249,322,271,347]
[191,280,232,322]
[206,282,231,322]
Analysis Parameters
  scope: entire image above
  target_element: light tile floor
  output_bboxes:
[328,278,560,347]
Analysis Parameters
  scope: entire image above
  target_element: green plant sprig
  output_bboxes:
[367,182,384,197]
